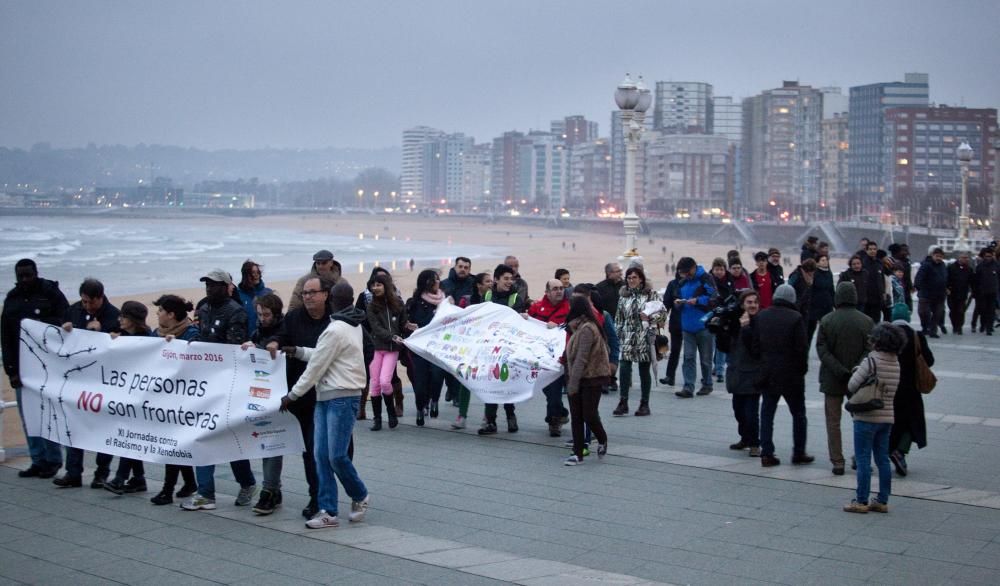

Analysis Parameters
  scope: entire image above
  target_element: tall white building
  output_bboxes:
[401,126,444,203]
[422,133,473,207]
[461,143,491,212]
[518,132,568,213]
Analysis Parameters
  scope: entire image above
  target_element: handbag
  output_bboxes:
[846,356,885,413]
[913,333,937,394]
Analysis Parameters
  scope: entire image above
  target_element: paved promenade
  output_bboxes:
[2,318,999,585]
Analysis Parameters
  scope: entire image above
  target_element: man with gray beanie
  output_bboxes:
[751,283,814,467]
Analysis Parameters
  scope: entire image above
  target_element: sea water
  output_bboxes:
[0,215,497,297]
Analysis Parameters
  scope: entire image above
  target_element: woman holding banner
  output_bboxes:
[404,269,449,426]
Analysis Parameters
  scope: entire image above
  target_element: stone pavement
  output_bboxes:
[1,319,999,585]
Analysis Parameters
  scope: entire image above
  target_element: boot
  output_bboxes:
[612,399,629,416]
[635,401,651,416]
[506,414,518,433]
[386,398,398,429]
[392,380,404,417]
[370,396,383,431]
[357,388,368,420]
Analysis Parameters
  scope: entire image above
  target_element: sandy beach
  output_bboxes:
[2,212,751,453]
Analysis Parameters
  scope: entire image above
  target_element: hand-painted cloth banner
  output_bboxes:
[403,302,566,404]
[18,319,304,466]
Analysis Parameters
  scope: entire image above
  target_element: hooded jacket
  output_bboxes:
[816,282,875,397]
[288,306,366,401]
[441,268,474,303]
[366,298,407,351]
[677,266,716,333]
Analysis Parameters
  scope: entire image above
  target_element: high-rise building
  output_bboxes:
[568,139,611,210]
[848,73,929,206]
[820,87,849,119]
[644,133,731,214]
[518,132,568,212]
[886,106,997,217]
[402,126,444,203]
[421,133,474,208]
[490,131,527,205]
[713,96,742,143]
[461,143,491,212]
[822,113,850,217]
[551,115,599,147]
[742,81,824,212]
[653,81,714,134]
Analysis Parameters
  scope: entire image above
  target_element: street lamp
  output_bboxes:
[614,73,651,262]
[992,138,1000,233]
[956,141,973,251]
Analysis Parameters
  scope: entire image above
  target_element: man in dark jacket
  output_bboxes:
[2,259,69,479]
[595,262,624,316]
[947,251,974,335]
[504,255,530,304]
[724,290,763,456]
[888,243,913,309]
[766,248,785,286]
[800,236,819,262]
[973,247,998,335]
[859,241,886,323]
[658,271,684,386]
[751,284,813,467]
[54,278,120,488]
[816,282,874,475]
[182,269,257,511]
[914,247,948,337]
[440,256,474,306]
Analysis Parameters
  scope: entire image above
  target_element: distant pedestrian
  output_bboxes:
[972,247,998,335]
[914,247,947,338]
[946,251,974,335]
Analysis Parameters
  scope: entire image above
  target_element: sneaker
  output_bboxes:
[124,477,147,493]
[181,494,217,511]
[175,484,197,499]
[761,455,781,467]
[235,484,258,506]
[349,495,369,522]
[564,455,584,466]
[302,497,319,519]
[612,399,629,416]
[843,500,868,514]
[506,415,518,433]
[581,446,590,457]
[889,450,908,477]
[150,490,173,506]
[478,421,498,435]
[252,489,281,515]
[563,438,575,448]
[729,441,748,451]
[305,510,340,529]
[103,477,126,496]
[868,500,889,513]
[748,446,761,457]
[791,454,815,465]
[597,443,607,459]
[90,474,108,489]
[52,474,82,488]
[696,386,713,396]
[450,416,466,430]
[675,389,694,398]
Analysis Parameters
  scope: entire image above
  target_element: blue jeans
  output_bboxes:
[314,397,368,515]
[542,376,568,423]
[854,421,892,504]
[15,386,62,467]
[682,329,714,391]
[713,347,727,378]
[759,391,807,457]
[194,460,255,500]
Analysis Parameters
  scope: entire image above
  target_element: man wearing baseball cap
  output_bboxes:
[289,250,342,311]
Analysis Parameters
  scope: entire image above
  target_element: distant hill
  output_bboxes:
[0,143,400,189]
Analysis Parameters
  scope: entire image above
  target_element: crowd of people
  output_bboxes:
[2,235,998,520]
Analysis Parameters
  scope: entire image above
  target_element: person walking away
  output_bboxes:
[2,259,69,479]
[914,247,948,338]
[816,282,874,475]
[281,281,370,529]
[527,280,571,436]
[752,284,813,467]
[612,266,659,415]
[788,258,817,319]
[887,303,933,477]
[673,258,716,399]
[149,295,200,505]
[859,241,886,323]
[56,278,120,489]
[946,251,973,335]
[366,273,407,431]
[723,290,763,456]
[843,323,905,513]
[563,296,612,466]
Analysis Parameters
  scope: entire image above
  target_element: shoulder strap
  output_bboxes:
[508,293,518,308]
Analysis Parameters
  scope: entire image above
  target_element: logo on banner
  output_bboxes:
[260,442,286,451]
[252,420,272,427]
[245,414,269,423]
[251,428,286,438]
[247,402,265,411]
[253,369,271,382]
[249,386,271,399]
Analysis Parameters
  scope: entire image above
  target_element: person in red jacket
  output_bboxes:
[528,279,571,436]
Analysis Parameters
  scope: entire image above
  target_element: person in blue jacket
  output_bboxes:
[674,257,717,398]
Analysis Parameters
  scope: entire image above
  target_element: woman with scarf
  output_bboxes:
[404,269,449,426]
[148,295,200,505]
[613,266,659,417]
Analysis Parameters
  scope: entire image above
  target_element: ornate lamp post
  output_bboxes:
[956,141,973,251]
[992,137,1000,234]
[615,73,651,262]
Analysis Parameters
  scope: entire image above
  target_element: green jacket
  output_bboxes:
[815,282,874,396]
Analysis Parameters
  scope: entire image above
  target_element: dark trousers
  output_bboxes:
[665,324,683,381]
[114,458,145,481]
[289,392,319,498]
[948,295,968,332]
[862,303,882,324]
[65,448,113,480]
[977,293,997,333]
[619,360,651,402]
[411,354,445,411]
[806,318,819,349]
[484,403,515,423]
[542,376,568,423]
[760,390,807,457]
[162,465,196,491]
[918,299,945,335]
[732,394,761,447]
[568,381,608,459]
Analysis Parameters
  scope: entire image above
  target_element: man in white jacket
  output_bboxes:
[281,281,370,529]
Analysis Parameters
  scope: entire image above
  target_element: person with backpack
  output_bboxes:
[843,323,905,514]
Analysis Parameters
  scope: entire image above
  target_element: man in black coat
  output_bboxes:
[595,262,624,316]
[1,259,70,478]
[946,251,974,335]
[914,247,948,338]
[751,284,813,467]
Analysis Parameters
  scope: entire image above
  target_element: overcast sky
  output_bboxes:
[2,0,998,151]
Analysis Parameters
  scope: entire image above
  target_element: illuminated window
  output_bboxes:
[898,158,909,165]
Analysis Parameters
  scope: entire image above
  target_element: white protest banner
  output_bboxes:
[403,302,565,404]
[18,319,304,466]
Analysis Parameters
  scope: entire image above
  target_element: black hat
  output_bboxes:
[313,249,334,262]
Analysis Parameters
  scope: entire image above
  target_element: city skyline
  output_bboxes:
[2,1,999,151]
